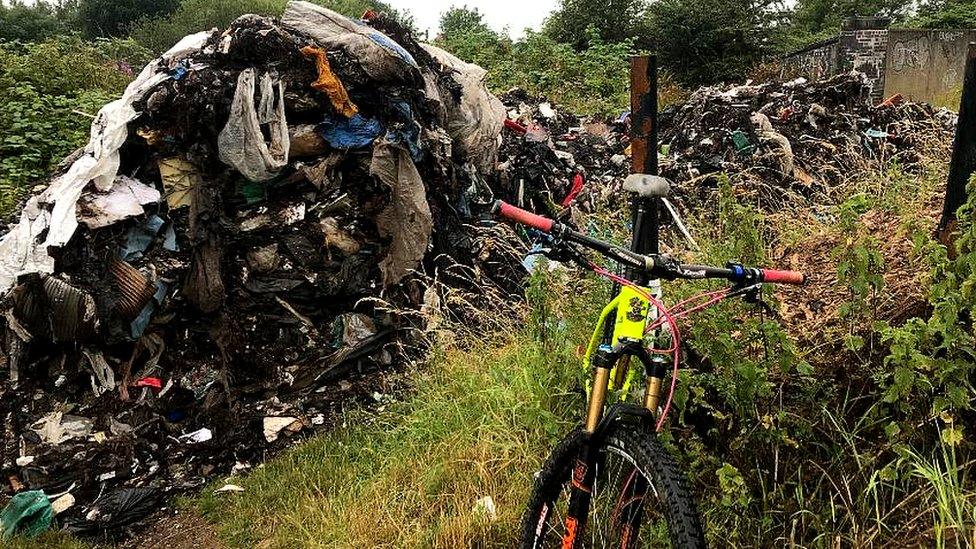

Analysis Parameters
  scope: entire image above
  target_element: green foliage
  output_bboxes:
[677,178,807,420]
[647,0,783,86]
[832,194,885,353]
[791,0,912,36]
[0,37,143,214]
[436,21,635,115]
[79,0,179,38]
[438,6,492,39]
[129,0,412,54]
[543,0,651,51]
[879,180,976,417]
[0,0,80,43]
[714,462,750,509]
[905,0,976,29]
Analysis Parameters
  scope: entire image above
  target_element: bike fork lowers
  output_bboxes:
[561,344,662,547]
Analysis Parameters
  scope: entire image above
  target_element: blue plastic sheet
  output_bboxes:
[367,32,418,69]
[120,215,165,261]
[386,101,423,161]
[318,114,384,149]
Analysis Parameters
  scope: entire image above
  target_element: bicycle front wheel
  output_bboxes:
[519,426,706,549]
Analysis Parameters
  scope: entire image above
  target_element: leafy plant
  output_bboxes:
[832,194,886,354]
[879,177,976,417]
[0,37,143,215]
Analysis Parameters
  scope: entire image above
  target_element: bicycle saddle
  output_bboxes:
[623,174,670,198]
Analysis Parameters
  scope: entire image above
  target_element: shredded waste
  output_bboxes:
[0,3,588,539]
[0,6,958,541]
[659,73,955,212]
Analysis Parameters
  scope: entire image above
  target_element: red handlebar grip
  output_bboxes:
[493,200,555,233]
[761,269,805,285]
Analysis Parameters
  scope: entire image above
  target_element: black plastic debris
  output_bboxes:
[0,2,546,538]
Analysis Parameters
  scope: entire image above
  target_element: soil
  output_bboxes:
[119,510,227,549]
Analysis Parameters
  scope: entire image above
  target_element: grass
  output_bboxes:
[3,532,90,549]
[197,272,600,548]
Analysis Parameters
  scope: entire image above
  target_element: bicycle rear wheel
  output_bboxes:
[520,426,706,548]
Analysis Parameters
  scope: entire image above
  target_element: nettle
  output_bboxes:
[832,194,886,355]
[880,179,976,443]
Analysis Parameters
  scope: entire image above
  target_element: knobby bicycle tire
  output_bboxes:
[519,426,706,548]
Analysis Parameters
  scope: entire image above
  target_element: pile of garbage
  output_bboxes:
[497,88,630,216]
[0,3,598,538]
[659,72,956,210]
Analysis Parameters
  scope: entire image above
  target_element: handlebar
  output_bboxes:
[492,200,805,286]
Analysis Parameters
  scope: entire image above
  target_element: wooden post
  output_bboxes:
[939,42,976,247]
[629,56,659,282]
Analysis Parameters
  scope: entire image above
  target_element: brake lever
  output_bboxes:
[527,234,590,269]
[731,283,776,316]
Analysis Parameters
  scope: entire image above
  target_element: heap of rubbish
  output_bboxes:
[0,3,605,539]
[0,6,959,537]
[659,72,956,211]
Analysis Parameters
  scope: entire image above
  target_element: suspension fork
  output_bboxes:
[562,344,660,547]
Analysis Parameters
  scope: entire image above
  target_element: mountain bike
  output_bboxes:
[493,174,805,548]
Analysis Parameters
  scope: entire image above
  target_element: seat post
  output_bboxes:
[629,55,659,286]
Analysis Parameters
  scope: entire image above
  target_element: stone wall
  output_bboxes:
[885,29,976,107]
[781,18,975,108]
[839,18,890,101]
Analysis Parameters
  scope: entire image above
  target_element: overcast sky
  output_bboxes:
[387,0,560,40]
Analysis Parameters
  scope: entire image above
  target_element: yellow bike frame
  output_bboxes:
[581,281,666,433]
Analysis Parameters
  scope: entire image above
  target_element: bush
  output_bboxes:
[0,37,145,214]
[0,0,80,43]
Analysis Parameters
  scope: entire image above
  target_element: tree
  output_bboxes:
[791,0,912,37]
[439,6,493,40]
[79,0,180,38]
[435,6,509,65]
[544,0,652,51]
[647,0,779,86]
[906,0,976,28]
[0,0,80,43]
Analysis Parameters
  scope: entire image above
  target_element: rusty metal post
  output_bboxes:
[629,56,659,284]
[939,43,976,246]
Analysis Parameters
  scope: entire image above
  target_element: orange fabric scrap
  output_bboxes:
[301,46,358,118]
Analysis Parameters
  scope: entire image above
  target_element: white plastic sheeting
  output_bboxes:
[282,1,419,83]
[420,44,506,174]
[77,176,162,230]
[0,31,214,293]
[217,69,290,182]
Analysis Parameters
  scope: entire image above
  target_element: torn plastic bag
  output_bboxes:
[64,487,159,535]
[420,43,505,174]
[218,69,290,182]
[31,412,94,444]
[300,45,358,117]
[370,139,433,285]
[318,113,383,149]
[76,176,160,229]
[282,1,418,83]
[386,101,423,162]
[82,349,116,396]
[1,491,52,540]
[0,31,213,293]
